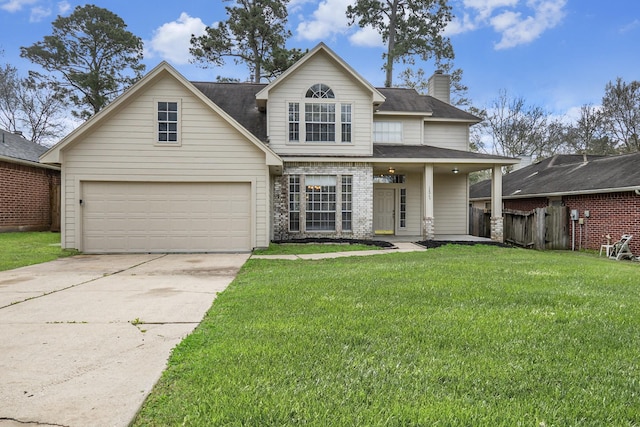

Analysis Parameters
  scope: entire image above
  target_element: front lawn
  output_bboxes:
[133,245,640,426]
[0,232,78,271]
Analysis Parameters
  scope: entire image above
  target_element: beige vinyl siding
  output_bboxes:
[373,116,422,145]
[424,123,470,150]
[61,76,270,251]
[266,51,373,156]
[434,173,468,234]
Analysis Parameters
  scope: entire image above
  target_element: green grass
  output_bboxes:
[133,245,640,426]
[253,242,383,255]
[0,232,78,271]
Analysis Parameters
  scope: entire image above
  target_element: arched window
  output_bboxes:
[306,84,334,99]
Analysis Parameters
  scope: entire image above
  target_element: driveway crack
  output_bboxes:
[0,417,69,427]
[0,254,168,310]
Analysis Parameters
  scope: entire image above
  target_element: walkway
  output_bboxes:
[251,242,427,260]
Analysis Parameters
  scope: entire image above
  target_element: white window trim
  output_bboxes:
[286,99,353,145]
[154,98,182,147]
[373,121,403,144]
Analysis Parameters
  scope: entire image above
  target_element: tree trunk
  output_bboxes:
[384,0,399,88]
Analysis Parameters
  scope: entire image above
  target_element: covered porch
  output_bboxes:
[371,145,519,243]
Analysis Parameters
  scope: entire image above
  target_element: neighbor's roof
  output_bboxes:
[0,128,47,162]
[470,152,640,199]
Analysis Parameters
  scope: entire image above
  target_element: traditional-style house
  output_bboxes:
[41,43,516,253]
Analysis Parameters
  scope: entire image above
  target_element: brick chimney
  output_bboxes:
[427,70,451,104]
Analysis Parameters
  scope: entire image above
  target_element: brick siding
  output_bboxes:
[0,160,60,232]
[564,192,640,255]
[504,197,549,212]
[272,162,373,240]
[504,192,640,254]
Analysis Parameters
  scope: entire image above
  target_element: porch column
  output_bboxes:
[423,164,435,240]
[491,165,504,242]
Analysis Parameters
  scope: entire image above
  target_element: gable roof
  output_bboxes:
[0,128,59,170]
[0,129,47,162]
[40,62,281,167]
[191,83,482,142]
[470,152,640,199]
[376,87,481,122]
[191,82,268,142]
[255,42,386,106]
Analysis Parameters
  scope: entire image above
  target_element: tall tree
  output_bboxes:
[0,63,20,132]
[21,4,145,119]
[0,63,66,145]
[565,104,616,155]
[397,60,470,108]
[601,77,640,152]
[346,0,454,87]
[484,90,559,160]
[190,0,302,83]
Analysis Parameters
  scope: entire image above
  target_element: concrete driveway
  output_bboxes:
[0,253,249,427]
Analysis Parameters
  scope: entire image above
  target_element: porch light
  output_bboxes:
[388,167,395,174]
[452,167,459,174]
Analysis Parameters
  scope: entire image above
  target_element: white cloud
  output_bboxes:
[29,5,49,22]
[296,0,351,41]
[619,19,640,33]
[1,0,68,20]
[449,0,567,49]
[57,0,70,15]
[0,0,37,12]
[490,10,520,32]
[493,0,567,49]
[348,26,383,48]
[463,0,519,20]
[145,12,208,65]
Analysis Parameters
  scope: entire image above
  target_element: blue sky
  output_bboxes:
[0,0,638,122]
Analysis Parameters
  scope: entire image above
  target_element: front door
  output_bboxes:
[374,188,395,234]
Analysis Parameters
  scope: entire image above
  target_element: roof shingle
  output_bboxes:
[470,153,640,198]
[0,129,47,162]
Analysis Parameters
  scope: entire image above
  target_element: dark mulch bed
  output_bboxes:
[271,238,513,250]
[271,238,396,248]
[415,240,514,249]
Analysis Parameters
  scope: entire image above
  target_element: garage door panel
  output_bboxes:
[82,182,251,253]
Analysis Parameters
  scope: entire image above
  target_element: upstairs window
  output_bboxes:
[157,101,179,144]
[341,104,352,143]
[306,83,334,99]
[288,102,300,141]
[305,103,335,142]
[373,121,403,143]
[287,84,351,144]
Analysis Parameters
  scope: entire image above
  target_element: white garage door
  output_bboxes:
[82,182,251,253]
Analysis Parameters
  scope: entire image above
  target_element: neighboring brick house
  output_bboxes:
[0,128,61,232]
[470,153,640,254]
[41,43,517,253]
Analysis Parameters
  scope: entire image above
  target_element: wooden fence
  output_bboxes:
[50,182,61,232]
[470,206,569,250]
